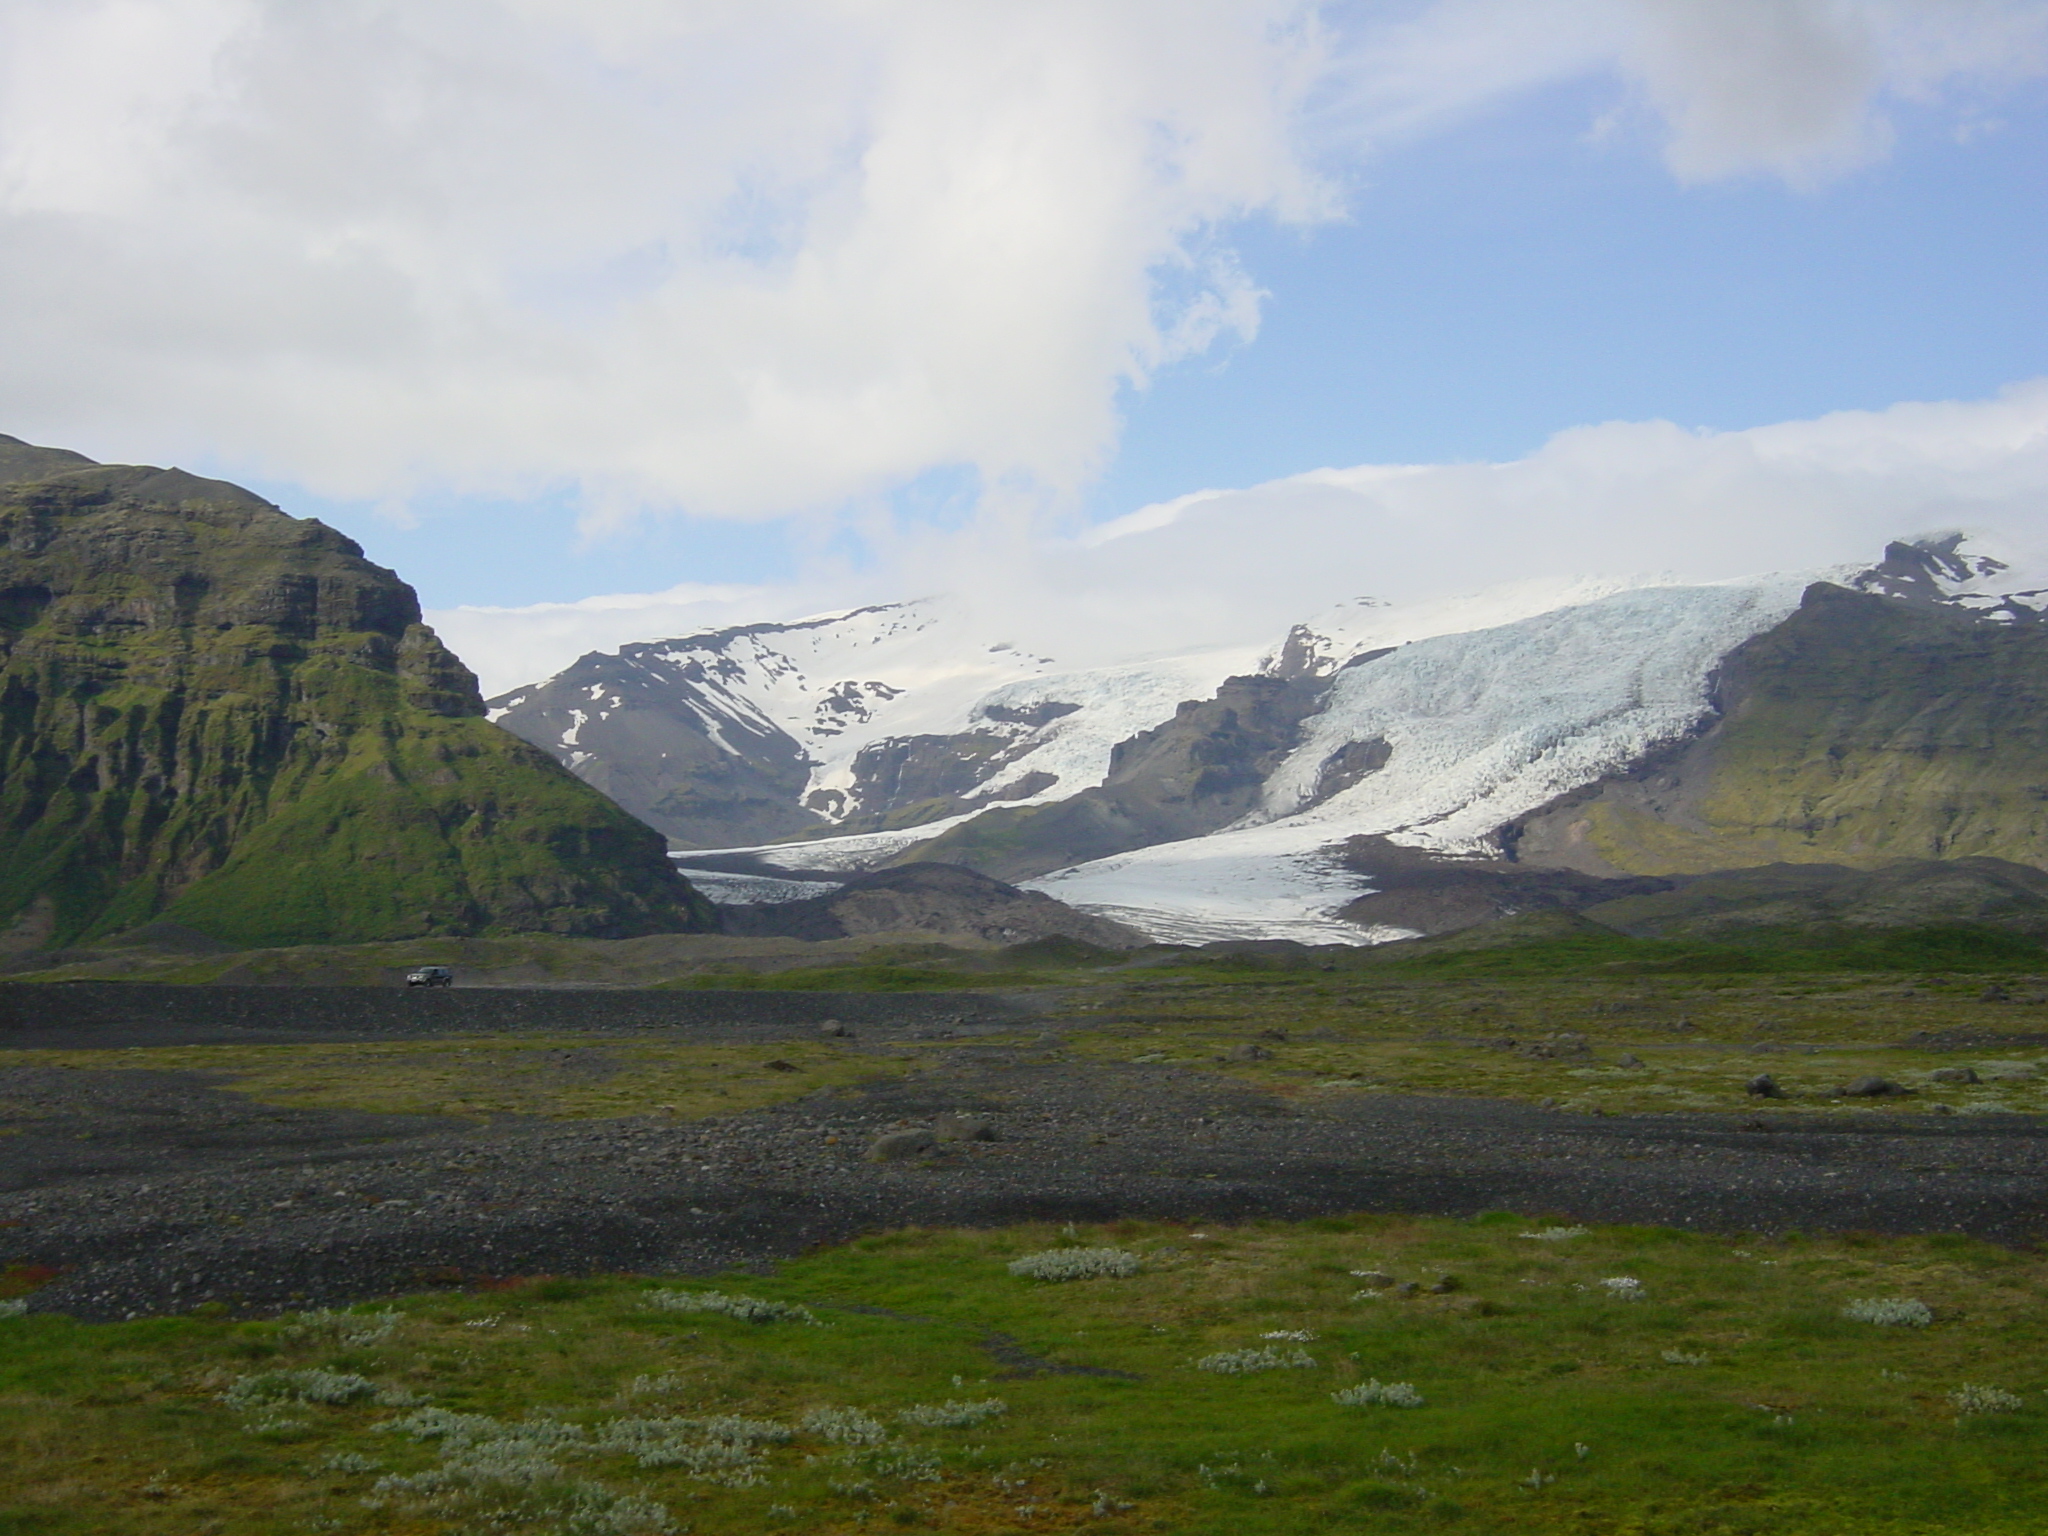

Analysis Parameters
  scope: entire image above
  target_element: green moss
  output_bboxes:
[1546,588,2048,876]
[0,461,712,947]
[5,1217,2047,1534]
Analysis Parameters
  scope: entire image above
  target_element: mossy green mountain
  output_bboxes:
[1510,583,2048,878]
[0,436,715,949]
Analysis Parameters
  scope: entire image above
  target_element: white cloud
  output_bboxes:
[0,0,1331,517]
[436,381,2048,694]
[2,0,2041,528]
[1321,0,2048,182]
[433,582,782,702]
[1617,0,2048,183]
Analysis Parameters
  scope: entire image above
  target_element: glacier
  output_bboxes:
[1022,575,1818,941]
[502,534,2028,946]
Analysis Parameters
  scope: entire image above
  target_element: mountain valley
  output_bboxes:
[491,534,2048,946]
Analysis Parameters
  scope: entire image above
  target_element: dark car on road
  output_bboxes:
[405,965,454,988]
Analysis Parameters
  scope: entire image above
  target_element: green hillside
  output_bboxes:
[0,437,715,949]
[1511,584,2048,877]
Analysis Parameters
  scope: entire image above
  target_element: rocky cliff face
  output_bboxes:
[1506,583,2048,877]
[898,672,1335,882]
[0,436,714,949]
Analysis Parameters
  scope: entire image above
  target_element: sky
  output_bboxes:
[2,1,2046,693]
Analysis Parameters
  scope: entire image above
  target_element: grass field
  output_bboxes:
[10,962,2047,1123]
[0,1036,932,1123]
[7,935,2048,1532]
[4,1214,2046,1535]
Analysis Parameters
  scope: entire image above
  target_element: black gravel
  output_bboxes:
[4,988,2047,1321]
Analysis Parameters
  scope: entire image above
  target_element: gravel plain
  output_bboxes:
[4,985,2046,1321]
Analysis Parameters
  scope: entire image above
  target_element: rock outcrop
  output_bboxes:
[895,673,1334,882]
[716,862,1147,948]
[0,435,715,948]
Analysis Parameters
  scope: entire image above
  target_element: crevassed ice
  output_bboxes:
[1030,577,1812,943]
[1255,577,1813,845]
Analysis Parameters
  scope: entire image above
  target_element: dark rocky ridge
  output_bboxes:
[715,862,1148,948]
[1333,835,1673,936]
[897,672,1342,882]
[0,435,714,949]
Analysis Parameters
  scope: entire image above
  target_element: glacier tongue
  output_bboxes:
[1026,575,1817,943]
[1024,839,1402,946]
[1259,576,1817,846]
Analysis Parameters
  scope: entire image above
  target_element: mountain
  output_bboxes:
[490,534,2048,945]
[487,599,1255,849]
[1505,578,2048,876]
[0,435,715,951]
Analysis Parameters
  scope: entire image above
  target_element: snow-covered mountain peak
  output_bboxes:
[1847,532,2048,622]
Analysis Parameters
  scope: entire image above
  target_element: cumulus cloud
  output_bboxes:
[2,0,2041,526]
[434,381,2048,693]
[0,0,1330,517]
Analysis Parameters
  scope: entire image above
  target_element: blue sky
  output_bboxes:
[3,1,2046,627]
[233,61,2048,612]
[1094,79,2048,515]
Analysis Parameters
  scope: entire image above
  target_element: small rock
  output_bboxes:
[1928,1066,1979,1085]
[1838,1076,1905,1098]
[1746,1074,1783,1098]
[1441,1295,1500,1317]
[866,1129,936,1162]
[1228,1043,1273,1062]
[1425,1274,1460,1294]
[1616,1053,1644,1068]
[1519,1033,1591,1060]
[933,1113,997,1142]
[820,1020,851,1038]
[1351,1270,1396,1289]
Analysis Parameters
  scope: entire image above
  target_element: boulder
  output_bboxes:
[1928,1066,1979,1085]
[1746,1074,1783,1098]
[1838,1076,1906,1097]
[866,1129,936,1162]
